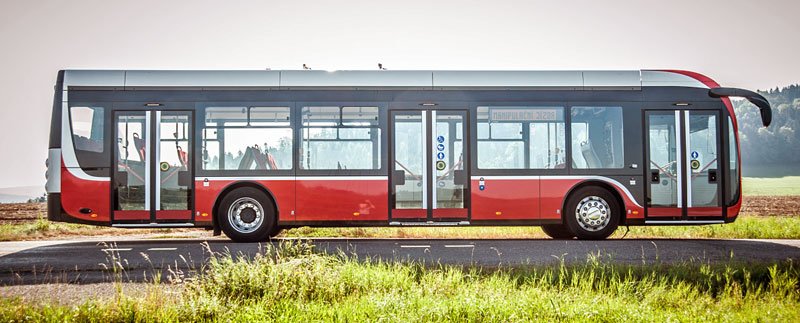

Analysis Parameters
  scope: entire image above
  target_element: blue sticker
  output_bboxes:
[437,143,445,151]
[437,152,445,160]
[479,185,485,191]
[437,135,445,143]
[691,151,699,159]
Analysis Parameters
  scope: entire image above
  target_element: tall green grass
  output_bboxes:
[1,241,798,322]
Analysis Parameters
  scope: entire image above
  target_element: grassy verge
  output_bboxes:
[1,241,798,322]
[743,176,800,196]
[282,215,800,239]
[0,217,194,241]
[0,214,797,241]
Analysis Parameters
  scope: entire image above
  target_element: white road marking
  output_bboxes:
[147,247,177,251]
[400,245,431,248]
[444,245,475,248]
[101,248,132,252]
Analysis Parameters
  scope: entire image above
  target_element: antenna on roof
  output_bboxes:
[378,63,386,70]
[303,64,312,70]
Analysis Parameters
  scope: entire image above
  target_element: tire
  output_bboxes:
[564,186,620,240]
[217,187,277,242]
[541,224,575,239]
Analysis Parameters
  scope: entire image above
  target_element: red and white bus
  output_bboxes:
[45,70,772,242]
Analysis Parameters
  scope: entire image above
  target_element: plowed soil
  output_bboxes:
[0,203,45,224]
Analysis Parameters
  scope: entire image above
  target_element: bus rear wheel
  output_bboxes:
[217,187,277,243]
[564,186,620,240]
[541,224,575,239]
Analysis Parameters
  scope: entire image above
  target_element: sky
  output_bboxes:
[0,0,798,188]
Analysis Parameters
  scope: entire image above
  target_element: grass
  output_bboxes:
[283,215,800,239]
[0,214,797,242]
[0,240,798,322]
[0,216,189,241]
[743,176,800,196]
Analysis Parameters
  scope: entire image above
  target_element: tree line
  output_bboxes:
[735,84,800,169]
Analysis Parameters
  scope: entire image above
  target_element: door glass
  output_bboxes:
[158,112,191,210]
[648,114,679,207]
[688,112,719,207]
[115,113,148,211]
[393,113,424,209]
[434,113,464,209]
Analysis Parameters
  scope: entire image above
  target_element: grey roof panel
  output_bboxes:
[641,71,708,88]
[125,70,280,87]
[279,70,432,87]
[63,70,125,87]
[60,69,711,89]
[582,71,641,88]
[433,71,583,88]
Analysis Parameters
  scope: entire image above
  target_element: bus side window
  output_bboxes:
[570,106,624,169]
[300,106,381,170]
[203,106,293,171]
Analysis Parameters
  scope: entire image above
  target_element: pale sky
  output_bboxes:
[0,0,798,188]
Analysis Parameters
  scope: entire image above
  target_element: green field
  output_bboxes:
[743,176,800,196]
[1,241,798,322]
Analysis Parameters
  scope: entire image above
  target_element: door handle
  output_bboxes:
[392,170,406,186]
[650,170,660,183]
[708,169,718,183]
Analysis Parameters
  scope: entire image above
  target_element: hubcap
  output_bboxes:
[575,196,611,232]
[227,197,264,234]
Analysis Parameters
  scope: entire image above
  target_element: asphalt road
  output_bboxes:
[0,238,798,285]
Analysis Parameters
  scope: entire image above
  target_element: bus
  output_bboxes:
[45,70,772,242]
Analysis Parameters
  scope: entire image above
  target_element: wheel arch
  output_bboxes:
[211,181,280,231]
[561,179,627,225]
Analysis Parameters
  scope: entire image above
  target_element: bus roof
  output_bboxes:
[61,69,711,90]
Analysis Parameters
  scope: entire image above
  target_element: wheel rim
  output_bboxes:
[227,197,265,234]
[574,196,611,232]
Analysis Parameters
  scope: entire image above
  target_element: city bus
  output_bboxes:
[45,70,772,242]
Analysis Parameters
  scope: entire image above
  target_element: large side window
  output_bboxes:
[571,106,624,169]
[728,117,739,205]
[477,106,565,169]
[202,107,293,171]
[301,106,381,170]
[70,106,107,173]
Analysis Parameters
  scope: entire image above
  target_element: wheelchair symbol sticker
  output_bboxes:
[437,135,445,143]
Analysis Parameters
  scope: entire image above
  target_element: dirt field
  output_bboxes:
[0,203,45,224]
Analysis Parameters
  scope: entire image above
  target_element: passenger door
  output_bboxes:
[113,110,194,224]
[645,110,723,220]
[389,110,469,223]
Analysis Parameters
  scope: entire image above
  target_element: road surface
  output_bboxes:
[0,238,798,284]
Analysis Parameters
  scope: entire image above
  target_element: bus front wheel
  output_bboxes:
[217,187,277,242]
[564,186,620,240]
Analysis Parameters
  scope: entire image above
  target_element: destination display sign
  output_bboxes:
[489,108,559,121]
